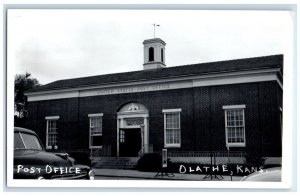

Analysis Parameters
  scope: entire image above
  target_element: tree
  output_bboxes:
[14,72,41,126]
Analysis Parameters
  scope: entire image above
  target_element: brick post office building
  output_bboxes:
[25,38,283,162]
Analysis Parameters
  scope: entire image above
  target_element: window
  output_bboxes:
[89,113,103,149]
[149,47,154,62]
[120,130,125,143]
[45,116,59,149]
[161,48,164,62]
[14,132,42,150]
[223,105,246,147]
[14,132,25,149]
[163,109,181,147]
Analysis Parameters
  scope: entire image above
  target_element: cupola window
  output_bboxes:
[149,47,154,62]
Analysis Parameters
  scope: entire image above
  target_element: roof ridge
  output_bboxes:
[45,54,284,84]
[28,54,283,93]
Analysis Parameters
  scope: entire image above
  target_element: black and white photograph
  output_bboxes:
[5,5,296,190]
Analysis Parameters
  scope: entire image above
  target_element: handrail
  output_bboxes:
[138,146,145,157]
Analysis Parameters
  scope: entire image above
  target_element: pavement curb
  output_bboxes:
[95,174,192,180]
[93,169,243,181]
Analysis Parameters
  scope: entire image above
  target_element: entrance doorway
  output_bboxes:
[119,128,141,157]
[117,102,149,157]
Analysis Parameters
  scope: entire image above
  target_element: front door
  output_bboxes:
[119,128,141,157]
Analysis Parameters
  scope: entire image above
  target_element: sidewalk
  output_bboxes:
[93,168,243,181]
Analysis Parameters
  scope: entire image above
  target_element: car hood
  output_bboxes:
[14,150,72,167]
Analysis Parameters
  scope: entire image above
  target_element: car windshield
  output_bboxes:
[14,132,43,150]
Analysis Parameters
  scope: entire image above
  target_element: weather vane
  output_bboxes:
[153,23,160,38]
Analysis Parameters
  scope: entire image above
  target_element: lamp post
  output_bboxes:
[227,146,233,181]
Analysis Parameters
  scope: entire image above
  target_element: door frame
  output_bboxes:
[117,111,149,157]
[119,128,142,157]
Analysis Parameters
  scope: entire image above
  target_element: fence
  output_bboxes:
[168,151,247,164]
[90,145,111,158]
[63,148,246,165]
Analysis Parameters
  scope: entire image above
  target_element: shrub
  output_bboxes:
[68,151,91,166]
[245,153,265,166]
[136,153,162,172]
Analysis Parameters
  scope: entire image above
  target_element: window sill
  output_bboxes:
[164,144,181,148]
[89,146,103,149]
[227,143,246,148]
[46,146,58,150]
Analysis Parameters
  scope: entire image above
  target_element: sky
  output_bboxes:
[8,9,293,85]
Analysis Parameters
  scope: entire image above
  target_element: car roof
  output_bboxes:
[14,127,37,135]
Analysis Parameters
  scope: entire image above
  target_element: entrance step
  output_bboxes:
[92,157,139,169]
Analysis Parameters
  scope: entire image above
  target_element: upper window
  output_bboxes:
[45,116,59,149]
[223,105,246,147]
[161,48,164,62]
[89,113,103,149]
[163,109,181,148]
[149,47,154,62]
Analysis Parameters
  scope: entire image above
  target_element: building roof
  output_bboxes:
[143,38,166,45]
[28,54,283,93]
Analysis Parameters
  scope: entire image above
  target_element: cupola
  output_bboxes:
[143,38,166,70]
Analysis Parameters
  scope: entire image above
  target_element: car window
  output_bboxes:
[20,133,43,150]
[14,132,43,150]
[14,133,25,149]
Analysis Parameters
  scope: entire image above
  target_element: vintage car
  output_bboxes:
[14,127,95,180]
[240,167,281,182]
[240,157,282,182]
